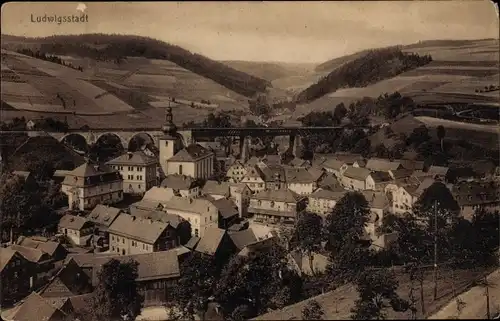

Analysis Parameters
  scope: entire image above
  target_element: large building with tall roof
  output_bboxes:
[158,107,215,179]
[106,150,158,195]
[61,162,123,211]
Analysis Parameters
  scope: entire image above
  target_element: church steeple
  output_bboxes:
[161,106,177,137]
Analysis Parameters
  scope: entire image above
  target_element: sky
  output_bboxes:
[1,1,498,63]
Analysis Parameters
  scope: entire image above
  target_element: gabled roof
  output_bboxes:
[428,165,449,176]
[307,166,325,182]
[318,172,342,189]
[245,156,261,167]
[284,167,315,184]
[252,188,303,203]
[365,158,402,172]
[0,247,19,272]
[106,151,157,166]
[414,177,436,196]
[194,227,227,256]
[59,214,91,231]
[185,236,201,250]
[229,229,258,251]
[288,158,308,168]
[362,191,389,210]
[160,174,197,190]
[10,292,68,321]
[62,162,121,187]
[203,180,230,196]
[38,259,92,298]
[8,244,51,263]
[168,143,213,162]
[342,166,371,181]
[163,196,217,216]
[389,169,414,180]
[68,250,180,284]
[16,236,66,258]
[229,182,250,195]
[310,188,346,201]
[131,210,184,229]
[108,214,169,244]
[142,186,176,203]
[262,154,282,165]
[211,198,239,219]
[323,159,346,171]
[87,205,122,228]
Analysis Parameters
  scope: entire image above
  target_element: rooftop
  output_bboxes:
[194,227,228,256]
[252,188,303,203]
[87,205,122,228]
[160,174,197,190]
[59,214,91,231]
[107,150,157,166]
[310,188,346,201]
[365,158,402,172]
[342,166,371,181]
[108,214,169,244]
[168,143,213,162]
[202,180,231,196]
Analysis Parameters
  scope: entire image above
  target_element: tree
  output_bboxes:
[325,192,372,284]
[89,259,143,321]
[351,268,409,320]
[294,212,323,275]
[333,103,348,124]
[170,252,218,320]
[302,300,325,320]
[436,125,446,152]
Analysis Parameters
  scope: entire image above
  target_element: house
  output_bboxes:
[317,172,342,191]
[61,162,123,211]
[452,181,500,220]
[229,183,252,218]
[7,244,53,272]
[361,191,391,250]
[86,205,122,249]
[38,258,93,298]
[193,227,237,262]
[128,210,192,245]
[389,169,414,180]
[307,166,326,183]
[341,166,374,191]
[108,214,179,255]
[307,188,346,216]
[399,159,425,171]
[106,151,158,195]
[365,158,403,172]
[3,292,74,321]
[226,160,247,183]
[211,198,240,229]
[427,165,449,179]
[248,189,306,225]
[370,171,393,191]
[166,143,215,179]
[284,167,317,195]
[240,165,266,193]
[163,196,219,237]
[262,154,283,166]
[322,159,349,178]
[58,214,94,247]
[68,249,181,306]
[160,174,200,198]
[130,186,175,213]
[228,228,258,251]
[288,157,310,168]
[202,180,231,200]
[0,247,36,305]
[259,164,286,191]
[386,177,436,215]
[16,236,68,262]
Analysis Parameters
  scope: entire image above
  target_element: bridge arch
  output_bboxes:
[59,133,90,154]
[93,132,128,152]
[127,132,156,151]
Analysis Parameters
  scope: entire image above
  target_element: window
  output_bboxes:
[122,238,125,244]
[270,201,275,208]
[195,229,199,237]
[165,141,169,146]
[112,246,115,251]
[111,235,114,241]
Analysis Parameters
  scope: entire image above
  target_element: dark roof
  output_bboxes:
[106,151,157,166]
[185,236,201,250]
[38,259,92,298]
[203,180,230,196]
[168,143,213,162]
[8,244,51,263]
[284,167,315,183]
[62,162,122,187]
[67,249,180,284]
[59,214,92,231]
[310,188,346,201]
[428,165,449,176]
[160,174,197,190]
[108,214,169,244]
[131,210,184,229]
[390,169,414,180]
[370,171,392,183]
[229,229,258,251]
[10,292,68,321]
[252,189,303,203]
[86,205,122,228]
[0,247,19,272]
[342,167,371,181]
[16,236,66,258]
[365,158,402,172]
[194,227,227,256]
[212,198,239,219]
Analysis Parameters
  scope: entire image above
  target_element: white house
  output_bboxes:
[58,214,94,246]
[341,166,374,191]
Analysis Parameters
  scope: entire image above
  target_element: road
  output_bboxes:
[135,306,170,321]
[428,269,500,319]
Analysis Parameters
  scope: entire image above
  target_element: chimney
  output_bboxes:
[127,152,133,159]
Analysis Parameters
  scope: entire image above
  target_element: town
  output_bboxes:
[1,2,499,321]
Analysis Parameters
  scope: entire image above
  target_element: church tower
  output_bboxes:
[158,107,182,176]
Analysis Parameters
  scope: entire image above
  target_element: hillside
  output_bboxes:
[1,34,270,98]
[222,60,316,82]
[294,47,432,104]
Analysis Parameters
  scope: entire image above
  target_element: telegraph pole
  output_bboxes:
[485,275,491,320]
[433,199,439,301]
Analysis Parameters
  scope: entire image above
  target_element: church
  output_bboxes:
[158,107,215,180]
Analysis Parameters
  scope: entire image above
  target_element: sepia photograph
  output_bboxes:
[0,1,499,320]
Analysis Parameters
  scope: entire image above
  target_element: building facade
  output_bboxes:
[107,151,158,195]
[61,162,123,211]
[163,196,219,237]
[58,214,95,246]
